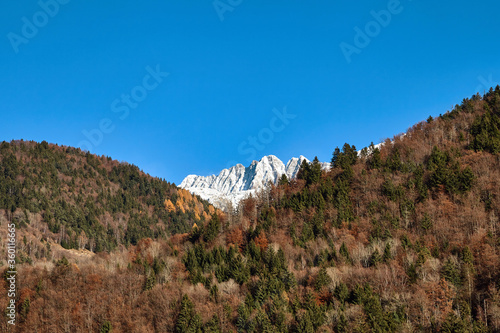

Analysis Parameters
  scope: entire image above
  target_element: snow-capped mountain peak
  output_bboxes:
[180,155,329,209]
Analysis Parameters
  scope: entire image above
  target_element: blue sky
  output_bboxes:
[1,1,500,184]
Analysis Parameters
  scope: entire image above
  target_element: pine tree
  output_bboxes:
[339,242,351,264]
[383,242,392,262]
[278,173,289,186]
[309,157,322,184]
[369,249,382,268]
[100,321,112,333]
[204,314,222,333]
[413,165,428,202]
[210,285,219,303]
[331,143,358,169]
[297,160,311,183]
[204,214,221,242]
[441,258,462,287]
[314,267,332,291]
[334,180,354,225]
[385,148,403,172]
[175,295,202,333]
[255,310,273,333]
[236,304,250,333]
[143,268,156,291]
[295,312,314,333]
[470,107,500,153]
[367,142,382,170]
[336,313,348,332]
[334,282,349,304]
[421,213,433,233]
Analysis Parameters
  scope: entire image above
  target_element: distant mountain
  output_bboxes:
[180,155,330,208]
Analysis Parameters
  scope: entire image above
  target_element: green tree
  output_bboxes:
[385,148,403,172]
[204,314,222,333]
[421,213,433,233]
[334,282,349,304]
[336,313,348,332]
[367,142,382,170]
[297,157,322,185]
[204,214,221,242]
[310,156,322,184]
[176,295,203,333]
[297,160,311,183]
[100,321,112,333]
[339,242,351,264]
[413,165,428,202]
[331,143,358,169]
[295,311,314,333]
[470,107,500,153]
[314,267,332,291]
[236,304,251,333]
[382,242,392,262]
[278,173,289,186]
[334,180,354,225]
[143,268,156,291]
[369,249,382,268]
[441,258,462,287]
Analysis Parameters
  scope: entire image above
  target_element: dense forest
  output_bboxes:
[2,87,500,332]
[0,140,217,253]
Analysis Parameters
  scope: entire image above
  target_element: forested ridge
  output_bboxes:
[2,87,500,332]
[0,140,217,253]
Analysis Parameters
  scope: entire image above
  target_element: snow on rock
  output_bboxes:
[180,155,330,209]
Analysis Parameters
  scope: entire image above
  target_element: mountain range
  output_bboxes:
[180,155,330,208]
[3,88,500,332]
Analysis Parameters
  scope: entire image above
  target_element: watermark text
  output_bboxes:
[6,223,17,325]
[7,0,71,54]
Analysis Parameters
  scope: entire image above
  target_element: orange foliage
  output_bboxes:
[19,287,35,304]
[254,232,268,251]
[426,278,455,321]
[227,227,245,252]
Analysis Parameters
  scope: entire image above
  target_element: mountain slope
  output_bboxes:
[3,88,500,332]
[180,155,330,208]
[0,141,217,253]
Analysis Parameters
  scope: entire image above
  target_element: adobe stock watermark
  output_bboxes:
[236,106,296,163]
[7,0,71,54]
[213,0,243,22]
[339,0,413,64]
[6,223,17,325]
[78,65,169,152]
[475,74,499,93]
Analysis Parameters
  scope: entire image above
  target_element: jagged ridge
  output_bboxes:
[180,155,330,208]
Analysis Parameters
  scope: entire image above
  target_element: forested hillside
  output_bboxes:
[0,140,217,254]
[2,87,500,332]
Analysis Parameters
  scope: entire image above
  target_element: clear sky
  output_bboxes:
[1,1,500,184]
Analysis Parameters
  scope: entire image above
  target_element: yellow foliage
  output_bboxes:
[165,189,220,222]
[176,198,185,214]
[202,211,210,221]
[193,203,203,219]
[178,188,193,202]
[164,199,176,212]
